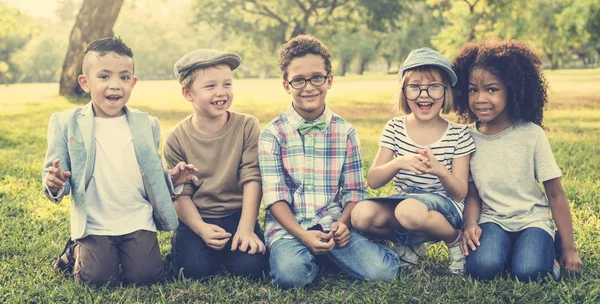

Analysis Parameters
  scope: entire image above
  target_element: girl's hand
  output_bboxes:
[417,147,444,176]
[461,223,482,256]
[561,249,584,272]
[231,230,266,254]
[169,162,199,186]
[395,153,431,175]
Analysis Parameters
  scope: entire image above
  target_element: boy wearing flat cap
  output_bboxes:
[164,49,268,280]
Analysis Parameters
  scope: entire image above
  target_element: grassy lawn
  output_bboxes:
[0,69,599,303]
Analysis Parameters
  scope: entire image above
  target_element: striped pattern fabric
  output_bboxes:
[259,104,368,247]
[380,115,475,212]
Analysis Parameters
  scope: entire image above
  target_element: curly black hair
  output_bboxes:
[452,39,548,127]
[279,34,332,80]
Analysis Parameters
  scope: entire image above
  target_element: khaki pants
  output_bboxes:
[73,230,164,287]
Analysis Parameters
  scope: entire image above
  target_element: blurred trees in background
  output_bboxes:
[0,0,598,86]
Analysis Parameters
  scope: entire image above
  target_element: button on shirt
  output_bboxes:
[259,104,367,247]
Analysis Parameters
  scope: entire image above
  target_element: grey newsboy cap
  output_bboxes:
[398,47,457,86]
[174,49,242,84]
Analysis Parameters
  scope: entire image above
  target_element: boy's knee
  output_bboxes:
[174,259,218,281]
[270,257,317,289]
[123,265,164,286]
[226,254,268,280]
[270,263,317,289]
[74,269,118,288]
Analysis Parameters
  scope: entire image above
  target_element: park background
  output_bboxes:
[0,0,599,302]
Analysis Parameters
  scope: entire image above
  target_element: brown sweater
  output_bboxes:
[163,111,261,218]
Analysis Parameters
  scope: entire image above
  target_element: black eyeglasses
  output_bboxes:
[286,74,330,89]
[402,83,446,101]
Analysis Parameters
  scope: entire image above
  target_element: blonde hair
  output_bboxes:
[397,66,454,114]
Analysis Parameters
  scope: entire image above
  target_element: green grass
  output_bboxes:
[1,69,599,303]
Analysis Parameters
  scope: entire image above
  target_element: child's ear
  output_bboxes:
[326,74,333,89]
[131,76,138,88]
[181,86,193,102]
[77,74,89,93]
[282,79,292,94]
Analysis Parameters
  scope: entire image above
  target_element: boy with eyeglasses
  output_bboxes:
[258,35,401,289]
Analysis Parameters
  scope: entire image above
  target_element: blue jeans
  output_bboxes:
[171,212,268,281]
[269,229,400,289]
[465,222,558,282]
[367,189,462,245]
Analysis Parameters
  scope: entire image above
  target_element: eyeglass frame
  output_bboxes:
[402,83,447,101]
[285,74,331,90]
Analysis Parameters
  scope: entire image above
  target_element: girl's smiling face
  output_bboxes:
[468,68,510,127]
[403,69,446,121]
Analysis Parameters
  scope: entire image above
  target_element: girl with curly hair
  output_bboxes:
[452,39,583,282]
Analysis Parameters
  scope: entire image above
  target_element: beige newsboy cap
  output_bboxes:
[173,49,242,84]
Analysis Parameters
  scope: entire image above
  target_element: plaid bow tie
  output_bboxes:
[298,119,327,135]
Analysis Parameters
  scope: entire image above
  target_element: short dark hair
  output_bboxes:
[279,34,331,80]
[84,36,133,58]
[452,39,548,127]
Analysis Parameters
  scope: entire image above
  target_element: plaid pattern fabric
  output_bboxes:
[259,104,367,247]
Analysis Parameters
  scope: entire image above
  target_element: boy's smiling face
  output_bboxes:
[283,54,332,121]
[78,51,137,118]
[182,64,233,120]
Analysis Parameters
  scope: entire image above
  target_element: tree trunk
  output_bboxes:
[358,58,368,75]
[59,0,125,97]
[339,60,350,76]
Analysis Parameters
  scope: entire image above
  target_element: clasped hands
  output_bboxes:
[395,147,443,176]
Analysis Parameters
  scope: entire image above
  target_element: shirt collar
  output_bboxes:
[284,102,332,129]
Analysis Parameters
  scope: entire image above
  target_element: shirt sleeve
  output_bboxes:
[454,125,476,158]
[258,127,292,209]
[379,118,396,151]
[42,113,72,203]
[534,129,562,182]
[238,116,262,187]
[340,127,368,206]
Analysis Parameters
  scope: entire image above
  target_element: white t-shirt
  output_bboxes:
[469,121,561,238]
[83,115,156,237]
[380,116,475,213]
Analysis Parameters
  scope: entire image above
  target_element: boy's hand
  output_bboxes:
[231,230,266,255]
[461,223,482,256]
[416,147,443,176]
[45,159,71,194]
[169,162,199,186]
[561,248,584,272]
[395,153,430,175]
[299,230,335,255]
[198,223,231,251]
[330,221,350,247]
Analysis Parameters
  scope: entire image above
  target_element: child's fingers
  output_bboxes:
[230,234,239,251]
[460,239,469,256]
[247,240,258,255]
[53,159,61,168]
[63,171,71,179]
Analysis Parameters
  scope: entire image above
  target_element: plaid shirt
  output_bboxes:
[259,104,367,247]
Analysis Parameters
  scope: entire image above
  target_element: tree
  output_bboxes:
[58,0,124,97]
[192,0,404,53]
[0,5,36,84]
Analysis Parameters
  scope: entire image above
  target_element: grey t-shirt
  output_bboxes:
[469,122,562,238]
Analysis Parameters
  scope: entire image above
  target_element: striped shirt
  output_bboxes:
[259,104,368,247]
[381,116,475,212]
